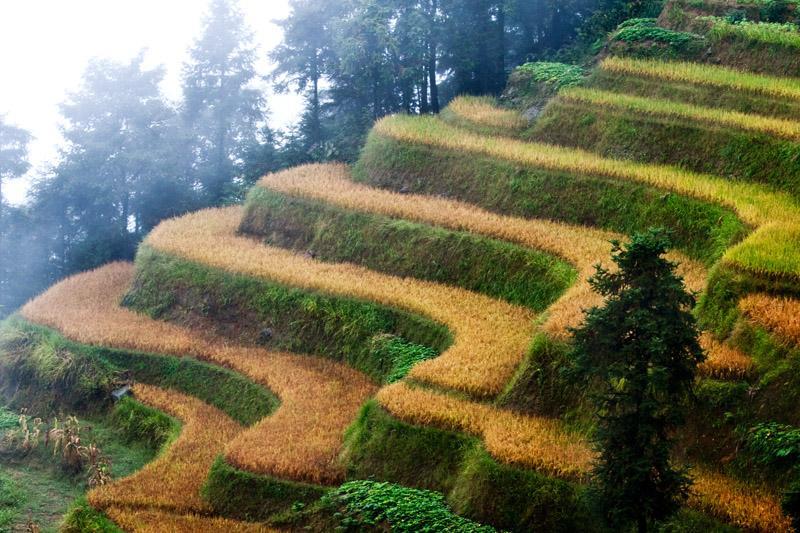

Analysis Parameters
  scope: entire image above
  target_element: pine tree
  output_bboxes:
[182,0,264,204]
[569,228,705,532]
[0,116,31,316]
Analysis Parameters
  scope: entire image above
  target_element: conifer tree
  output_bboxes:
[569,228,705,532]
[182,0,264,204]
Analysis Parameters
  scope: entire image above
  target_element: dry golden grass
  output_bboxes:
[21,263,376,485]
[374,115,800,282]
[142,207,537,398]
[258,164,706,339]
[740,293,800,345]
[690,468,792,532]
[699,333,755,380]
[602,56,800,102]
[89,384,241,514]
[561,86,800,141]
[105,507,276,533]
[376,382,594,482]
[446,95,528,131]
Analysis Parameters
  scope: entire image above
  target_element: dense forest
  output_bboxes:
[0,0,655,317]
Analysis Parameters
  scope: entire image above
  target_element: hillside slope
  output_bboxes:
[4,1,800,531]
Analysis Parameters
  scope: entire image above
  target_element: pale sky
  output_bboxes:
[0,0,302,205]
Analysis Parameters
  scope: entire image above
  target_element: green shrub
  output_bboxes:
[323,480,496,532]
[515,62,586,90]
[371,335,437,384]
[745,422,800,469]
[61,498,121,533]
[109,397,179,451]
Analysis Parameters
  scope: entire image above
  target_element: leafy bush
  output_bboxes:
[516,62,585,90]
[615,24,703,47]
[61,497,122,533]
[323,480,496,532]
[745,422,800,468]
[109,397,178,451]
[617,17,658,29]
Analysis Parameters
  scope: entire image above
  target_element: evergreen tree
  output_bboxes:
[0,116,31,316]
[0,116,30,214]
[182,0,265,204]
[38,53,188,272]
[271,0,342,153]
[569,229,705,532]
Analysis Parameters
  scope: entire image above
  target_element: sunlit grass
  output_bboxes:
[690,468,791,532]
[445,95,528,131]
[560,86,800,141]
[601,56,800,101]
[698,333,754,380]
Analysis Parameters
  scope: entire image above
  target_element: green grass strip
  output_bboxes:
[602,56,800,101]
[560,86,800,141]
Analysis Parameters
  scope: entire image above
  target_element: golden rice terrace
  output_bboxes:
[4,1,800,531]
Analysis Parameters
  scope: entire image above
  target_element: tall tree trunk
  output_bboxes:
[214,124,226,203]
[0,177,4,306]
[311,57,322,147]
[496,1,506,93]
[476,0,491,94]
[420,71,429,114]
[428,0,440,113]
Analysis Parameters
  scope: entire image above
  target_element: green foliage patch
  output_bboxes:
[109,397,180,451]
[323,480,496,532]
[61,498,122,533]
[0,473,23,531]
[515,62,586,90]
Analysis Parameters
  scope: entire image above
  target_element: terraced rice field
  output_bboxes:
[21,263,376,487]
[256,164,707,339]
[13,9,800,529]
[145,207,537,398]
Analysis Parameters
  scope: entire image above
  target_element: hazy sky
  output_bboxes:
[0,0,302,204]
